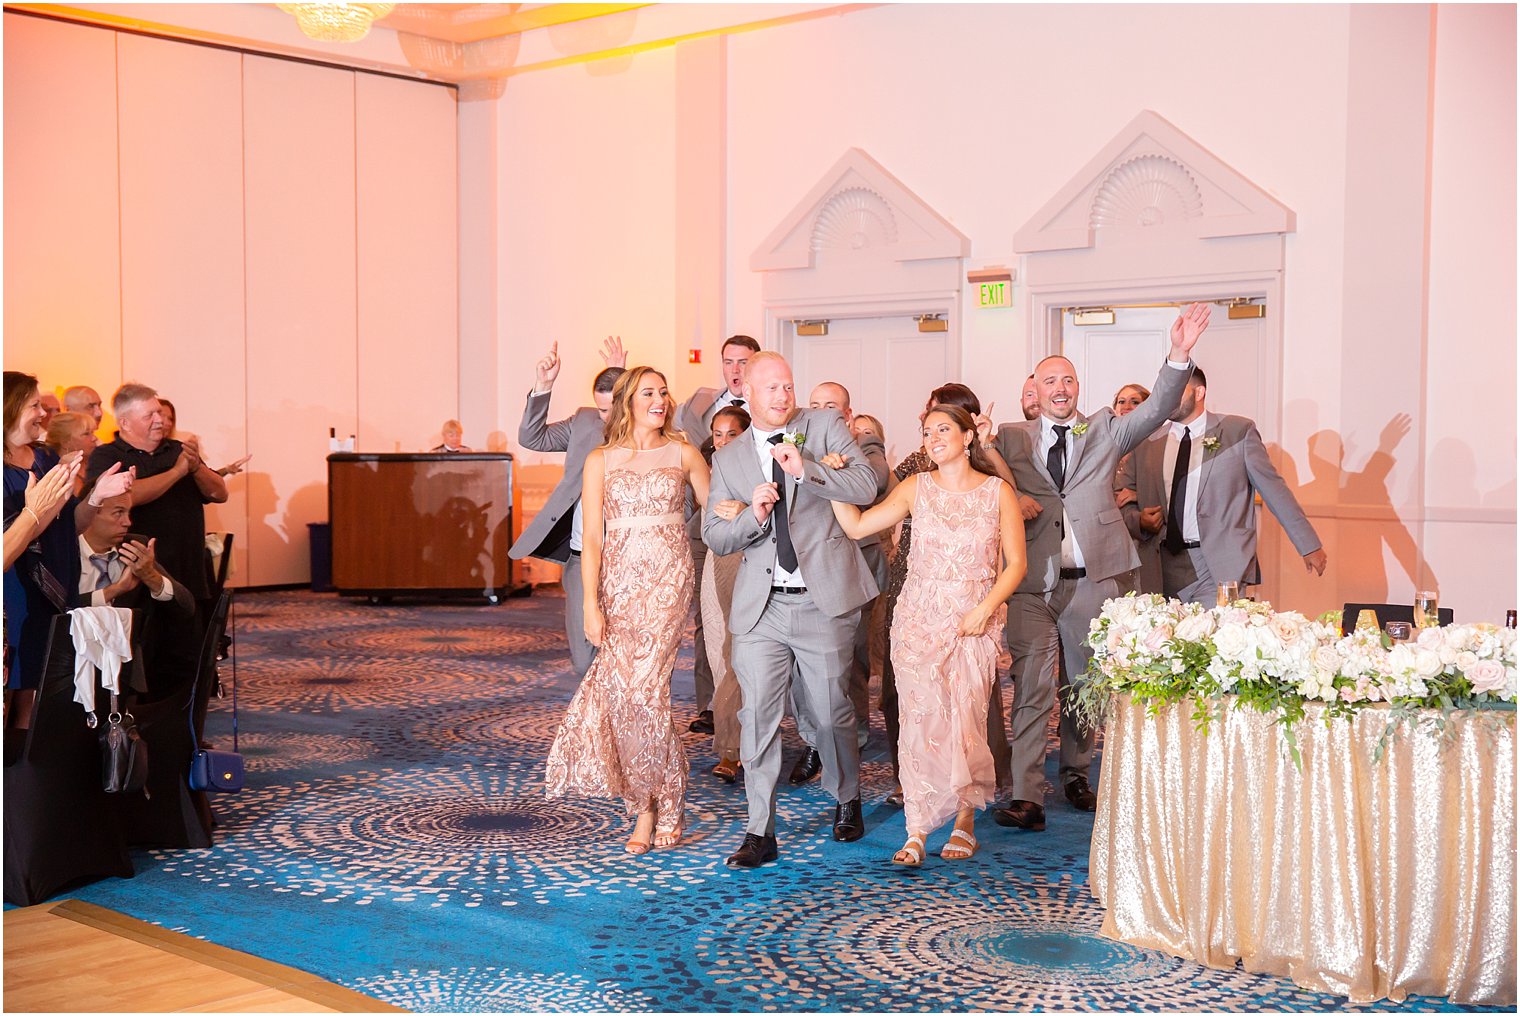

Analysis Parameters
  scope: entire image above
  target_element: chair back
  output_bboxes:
[207,532,235,600]
[1341,602,1455,636]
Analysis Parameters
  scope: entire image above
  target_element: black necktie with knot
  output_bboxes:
[766,433,799,572]
[1164,426,1192,554]
[1047,424,1071,492]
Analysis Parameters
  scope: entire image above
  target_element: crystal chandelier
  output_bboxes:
[278,3,396,43]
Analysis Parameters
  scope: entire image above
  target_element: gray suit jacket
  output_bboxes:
[993,360,1192,593]
[508,390,604,564]
[1118,413,1322,589]
[677,387,724,446]
[703,409,879,633]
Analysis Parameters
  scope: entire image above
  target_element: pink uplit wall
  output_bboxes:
[4,11,459,586]
[489,3,1515,621]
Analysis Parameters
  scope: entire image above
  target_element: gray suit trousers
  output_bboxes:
[562,553,598,680]
[732,593,861,836]
[790,541,884,749]
[1006,575,1121,800]
[1162,545,1217,606]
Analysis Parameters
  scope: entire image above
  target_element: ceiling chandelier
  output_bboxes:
[278,3,396,43]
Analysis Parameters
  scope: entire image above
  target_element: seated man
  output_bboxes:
[76,492,194,616]
[431,419,472,453]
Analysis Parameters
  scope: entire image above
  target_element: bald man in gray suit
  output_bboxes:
[1118,365,1326,604]
[989,303,1211,832]
[508,338,625,679]
[704,352,880,868]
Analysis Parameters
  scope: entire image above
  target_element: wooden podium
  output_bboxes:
[327,452,516,601]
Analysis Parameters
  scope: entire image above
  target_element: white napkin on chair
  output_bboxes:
[69,606,134,714]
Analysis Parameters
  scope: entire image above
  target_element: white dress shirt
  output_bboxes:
[1162,412,1212,544]
[1038,416,1088,570]
[77,536,174,606]
[749,423,805,588]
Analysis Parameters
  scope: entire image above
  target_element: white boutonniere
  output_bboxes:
[1202,435,1221,453]
[1070,422,1089,438]
[781,432,806,449]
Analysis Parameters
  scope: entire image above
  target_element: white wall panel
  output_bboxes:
[355,74,459,454]
[243,55,358,585]
[117,33,249,576]
[2,14,122,412]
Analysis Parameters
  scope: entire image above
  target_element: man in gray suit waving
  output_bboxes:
[1118,365,1326,604]
[990,303,1210,831]
[508,337,625,679]
[704,352,880,868]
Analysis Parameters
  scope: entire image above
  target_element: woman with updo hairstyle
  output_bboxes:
[823,403,1026,865]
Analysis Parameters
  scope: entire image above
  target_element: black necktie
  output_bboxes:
[1164,427,1192,554]
[1047,425,1070,492]
[766,433,799,572]
[731,398,745,408]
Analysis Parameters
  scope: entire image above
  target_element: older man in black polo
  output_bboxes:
[87,383,227,719]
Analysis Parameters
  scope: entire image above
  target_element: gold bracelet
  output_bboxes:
[21,506,42,530]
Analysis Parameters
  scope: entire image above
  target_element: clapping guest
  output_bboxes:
[76,493,193,616]
[5,372,133,690]
[63,385,104,434]
[823,405,1026,864]
[45,412,99,496]
[158,399,252,479]
[698,406,753,783]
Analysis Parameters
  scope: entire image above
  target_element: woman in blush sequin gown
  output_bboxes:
[825,404,1025,865]
[546,367,711,854]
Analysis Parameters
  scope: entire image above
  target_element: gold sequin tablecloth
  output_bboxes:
[1090,694,1516,1006]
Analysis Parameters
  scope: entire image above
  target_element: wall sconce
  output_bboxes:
[916,314,949,333]
[1071,308,1116,326]
[795,320,829,336]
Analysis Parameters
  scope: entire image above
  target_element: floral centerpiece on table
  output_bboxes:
[1075,592,1517,764]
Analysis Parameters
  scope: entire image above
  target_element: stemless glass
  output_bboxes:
[1216,581,1240,606]
[1414,590,1440,629]
[1385,620,1413,642]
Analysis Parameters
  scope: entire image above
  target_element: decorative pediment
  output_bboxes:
[751,148,969,271]
[1013,110,1295,254]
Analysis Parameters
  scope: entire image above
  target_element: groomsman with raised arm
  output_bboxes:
[1117,365,1326,605]
[704,352,880,868]
[989,304,1210,831]
[508,337,626,680]
[676,334,761,734]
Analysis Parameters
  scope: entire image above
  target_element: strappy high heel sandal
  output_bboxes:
[941,826,978,860]
[892,832,927,867]
[626,813,655,855]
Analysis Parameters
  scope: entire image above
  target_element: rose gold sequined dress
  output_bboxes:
[892,472,1005,832]
[545,442,693,833]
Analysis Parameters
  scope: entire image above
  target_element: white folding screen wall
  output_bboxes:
[3,12,459,586]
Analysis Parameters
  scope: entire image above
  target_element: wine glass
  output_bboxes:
[1414,590,1439,629]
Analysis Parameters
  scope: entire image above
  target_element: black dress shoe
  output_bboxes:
[726,833,778,868]
[1064,776,1097,812]
[687,710,715,734]
[788,748,822,785]
[832,797,865,842]
[991,800,1046,831]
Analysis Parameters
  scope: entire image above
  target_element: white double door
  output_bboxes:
[788,316,954,466]
[1059,306,1266,426]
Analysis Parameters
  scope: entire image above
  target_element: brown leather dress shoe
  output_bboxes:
[1064,776,1097,812]
[991,800,1046,831]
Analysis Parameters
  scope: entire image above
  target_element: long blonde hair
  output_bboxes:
[600,366,682,448]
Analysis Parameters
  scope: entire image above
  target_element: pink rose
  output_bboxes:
[1467,659,1508,694]
[1143,624,1173,652]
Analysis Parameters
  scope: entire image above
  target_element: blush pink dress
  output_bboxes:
[545,442,693,835]
[891,472,1005,832]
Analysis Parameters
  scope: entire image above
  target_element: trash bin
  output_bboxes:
[308,522,333,592]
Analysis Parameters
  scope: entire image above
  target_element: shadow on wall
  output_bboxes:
[1272,410,1432,603]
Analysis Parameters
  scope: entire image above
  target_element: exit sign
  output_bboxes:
[977,281,1011,309]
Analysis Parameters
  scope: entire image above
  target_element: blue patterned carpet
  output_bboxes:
[61,590,1504,1012]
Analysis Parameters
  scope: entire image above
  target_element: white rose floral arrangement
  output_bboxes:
[1076,592,1517,764]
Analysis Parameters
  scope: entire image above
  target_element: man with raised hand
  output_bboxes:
[509,336,626,680]
[989,303,1209,831]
